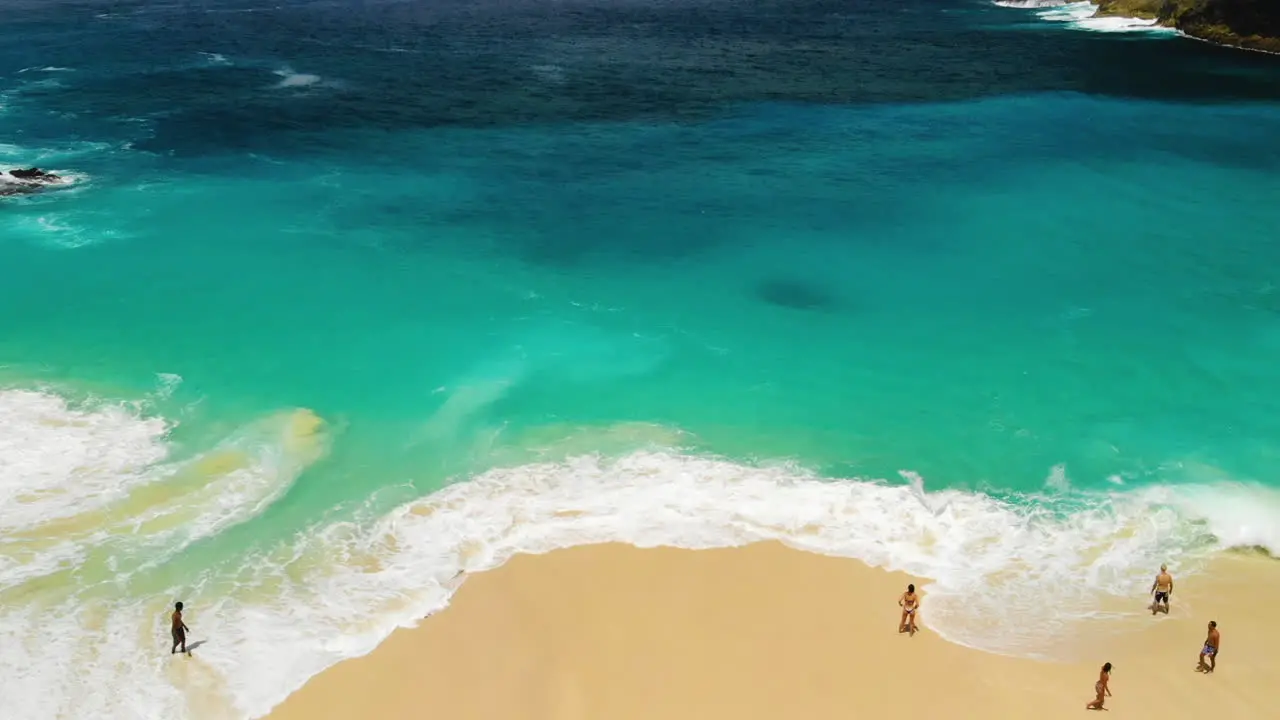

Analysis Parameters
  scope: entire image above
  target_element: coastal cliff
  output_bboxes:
[1096,1,1280,53]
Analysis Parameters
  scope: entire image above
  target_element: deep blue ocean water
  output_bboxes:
[3,1,1280,717]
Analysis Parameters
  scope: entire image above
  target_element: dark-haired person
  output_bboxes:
[171,602,191,656]
[898,583,919,635]
[1086,662,1112,710]
[1198,621,1220,673]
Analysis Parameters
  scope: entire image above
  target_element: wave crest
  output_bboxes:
[997,1,1178,35]
[993,0,1072,8]
[2,388,1275,719]
[211,449,1270,715]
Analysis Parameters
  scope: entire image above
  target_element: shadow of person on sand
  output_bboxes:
[184,640,208,653]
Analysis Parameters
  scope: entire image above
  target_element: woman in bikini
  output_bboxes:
[1086,662,1112,710]
[898,583,919,635]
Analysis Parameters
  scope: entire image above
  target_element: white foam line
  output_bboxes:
[3,388,1276,720]
[993,0,1072,8]
[1176,29,1280,57]
[213,451,1271,719]
[1002,1,1178,35]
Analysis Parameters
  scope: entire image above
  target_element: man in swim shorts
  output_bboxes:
[898,583,919,636]
[171,601,191,656]
[1151,564,1174,615]
[1198,620,1220,673]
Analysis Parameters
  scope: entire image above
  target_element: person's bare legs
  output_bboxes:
[1197,650,1214,672]
[899,610,909,633]
[1086,692,1105,710]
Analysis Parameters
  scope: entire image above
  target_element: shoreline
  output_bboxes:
[1091,1,1280,54]
[264,542,1280,720]
[1177,29,1280,58]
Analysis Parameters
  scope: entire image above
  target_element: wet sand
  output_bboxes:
[265,542,1279,719]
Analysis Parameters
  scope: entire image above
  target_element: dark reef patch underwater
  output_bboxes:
[4,0,1280,160]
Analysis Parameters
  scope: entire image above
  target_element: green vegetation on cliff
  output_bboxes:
[1095,0,1280,53]
[1094,0,1162,21]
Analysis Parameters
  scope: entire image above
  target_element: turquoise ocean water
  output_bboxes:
[3,0,1280,717]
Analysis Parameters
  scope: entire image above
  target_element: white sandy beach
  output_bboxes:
[266,541,1279,720]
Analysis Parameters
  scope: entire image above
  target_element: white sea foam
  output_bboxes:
[0,388,329,719]
[272,68,322,89]
[0,137,114,164]
[1073,13,1175,34]
[0,169,81,189]
[201,449,1272,718]
[1143,480,1280,552]
[1,387,1275,719]
[993,0,1071,8]
[7,213,114,250]
[152,373,185,401]
[1037,2,1108,23]
[0,390,171,534]
[1000,1,1179,34]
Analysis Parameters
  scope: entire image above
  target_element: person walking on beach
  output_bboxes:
[1086,662,1112,710]
[171,602,191,656]
[1151,564,1174,615]
[1198,621,1220,673]
[898,583,919,636]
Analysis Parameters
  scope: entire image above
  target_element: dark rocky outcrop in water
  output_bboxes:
[1097,0,1280,53]
[0,167,65,196]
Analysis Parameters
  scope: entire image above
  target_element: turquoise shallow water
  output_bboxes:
[3,1,1280,718]
[7,95,1280,488]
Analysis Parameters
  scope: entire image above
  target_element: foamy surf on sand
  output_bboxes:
[2,386,1274,719]
[0,388,329,719]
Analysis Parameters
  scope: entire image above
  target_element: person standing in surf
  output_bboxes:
[1198,621,1220,673]
[1151,564,1174,615]
[898,583,919,636]
[171,602,191,656]
[1086,662,1112,710]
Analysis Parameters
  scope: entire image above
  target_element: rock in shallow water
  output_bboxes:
[1,167,66,196]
